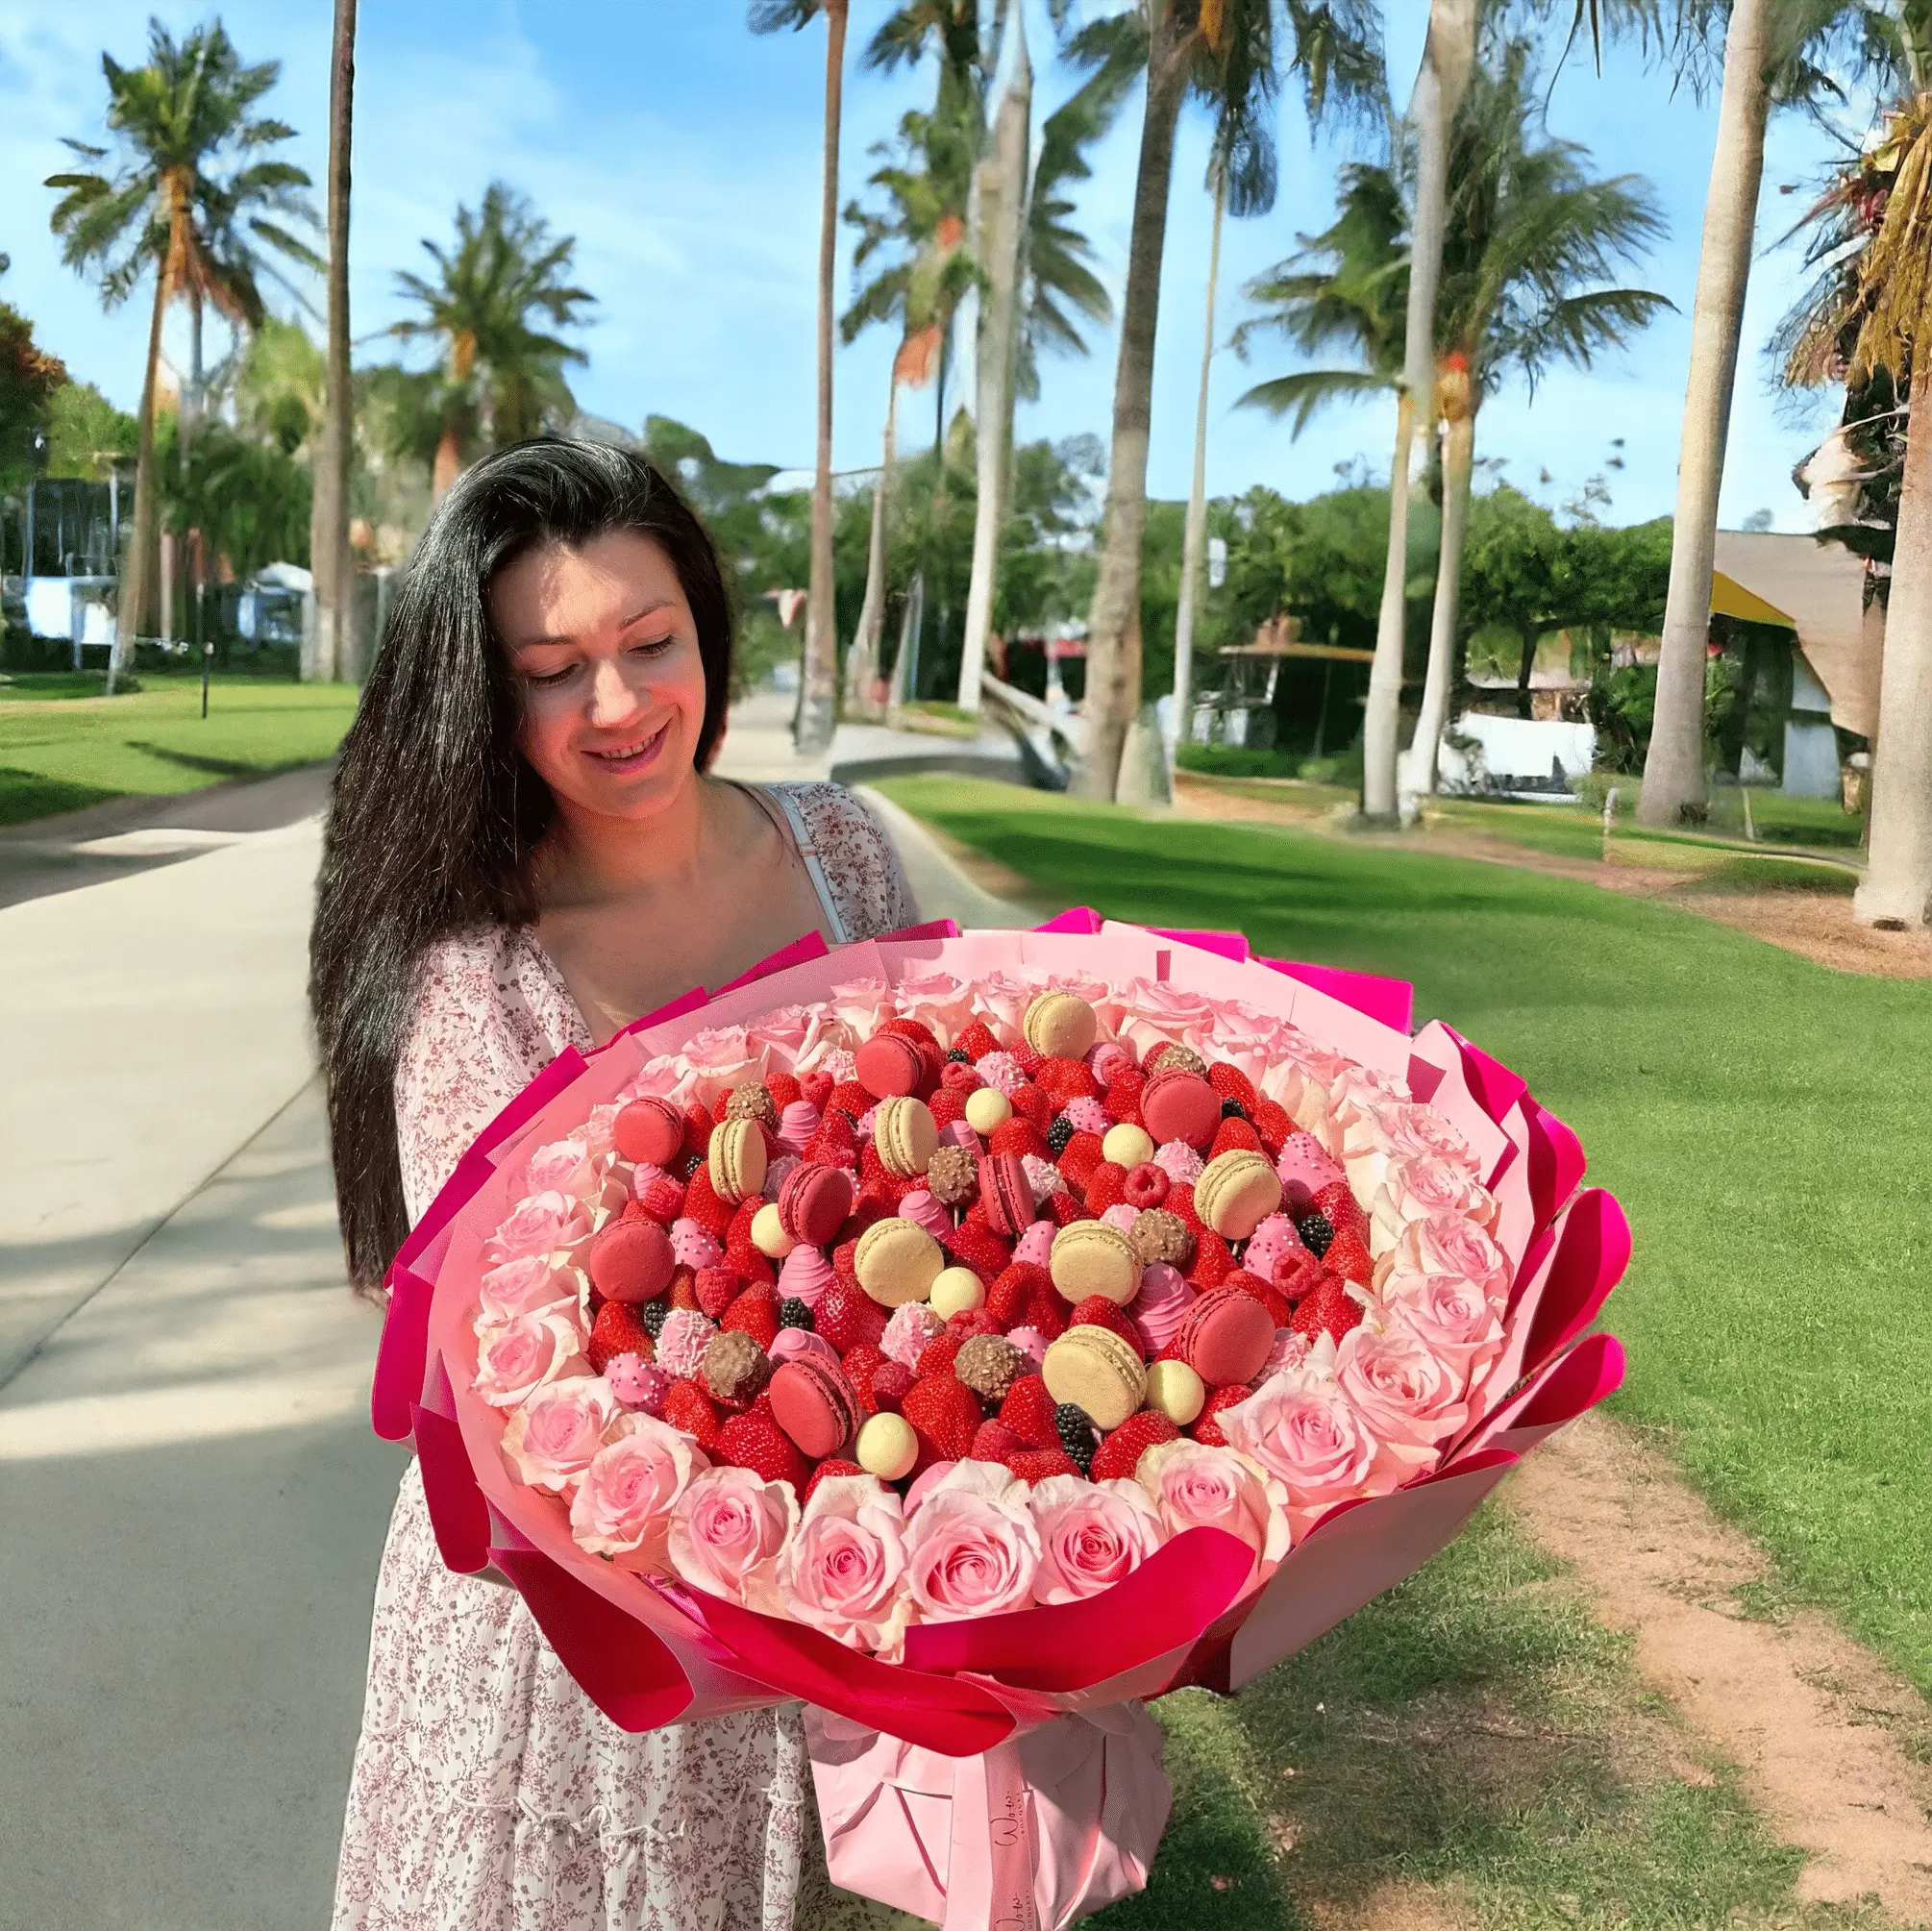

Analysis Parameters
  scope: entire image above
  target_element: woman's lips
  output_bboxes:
[583,720,669,776]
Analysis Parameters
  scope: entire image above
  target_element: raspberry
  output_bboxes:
[1083,1162,1128,1214]
[1191,1385,1250,1448]
[1295,1210,1336,1258]
[1314,1180,1370,1241]
[940,1058,983,1092]
[682,1165,735,1238]
[1187,1230,1235,1289]
[717,1412,809,1493]
[904,1374,981,1462]
[635,1174,686,1223]
[1207,1062,1258,1112]
[816,1279,884,1353]
[988,1117,1047,1160]
[1008,1448,1084,1483]
[1324,1227,1374,1285]
[999,1374,1060,1449]
[946,1308,1001,1341]
[955,1020,1001,1062]
[779,1297,814,1331]
[988,1263,1049,1328]
[1053,1402,1098,1474]
[767,1072,803,1110]
[841,1343,889,1411]
[1123,1162,1169,1209]
[916,1333,964,1379]
[804,1457,864,1502]
[1275,1251,1330,1302]
[1103,1067,1147,1126]
[1209,1117,1262,1159]
[1009,1081,1053,1132]
[1070,1296,1143,1353]
[941,1219,1013,1284]
[1251,1099,1293,1157]
[588,1300,654,1374]
[723,1286,780,1349]
[1292,1276,1365,1345]
[663,1378,722,1448]
[929,1087,967,1129]
[1091,1410,1179,1483]
[971,1419,1027,1463]
[696,1265,743,1318]
[1045,1191,1089,1226]
[805,1109,857,1167]
[872,1360,912,1411]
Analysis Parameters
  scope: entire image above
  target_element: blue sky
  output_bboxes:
[0,1,1858,533]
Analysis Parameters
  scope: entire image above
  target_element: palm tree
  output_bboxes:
[46,19,318,688]
[390,183,594,500]
[310,0,358,682]
[1405,43,1670,790]
[752,0,850,755]
[1171,161,1227,757]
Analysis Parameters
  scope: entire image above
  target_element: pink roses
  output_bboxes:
[571,1413,707,1566]
[1028,1475,1166,1604]
[502,1374,619,1493]
[1218,1367,1377,1519]
[477,1254,578,1326]
[484,1190,591,1266]
[902,1462,1041,1619]
[473,1307,586,1407]
[779,1474,910,1650]
[668,1466,798,1610]
[1135,1440,1288,1575]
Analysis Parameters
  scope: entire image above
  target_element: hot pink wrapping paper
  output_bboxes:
[371,915,1626,1925]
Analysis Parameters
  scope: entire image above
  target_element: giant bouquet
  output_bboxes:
[373,912,1627,1930]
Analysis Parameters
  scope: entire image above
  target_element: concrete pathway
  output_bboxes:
[711,683,1024,787]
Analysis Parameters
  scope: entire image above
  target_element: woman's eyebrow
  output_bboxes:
[511,600,677,652]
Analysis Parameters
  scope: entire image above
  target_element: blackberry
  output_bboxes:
[778,1297,814,1332]
[680,1152,705,1182]
[1047,1115,1077,1156]
[1053,1401,1098,1475]
[1220,1096,1249,1121]
[946,1047,971,1063]
[1296,1210,1335,1259]
[639,1300,671,1340]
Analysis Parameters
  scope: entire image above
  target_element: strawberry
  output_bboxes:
[1054,1131,1105,1189]
[1008,1081,1053,1132]
[872,1361,913,1411]
[723,1286,780,1349]
[1023,1278,1069,1339]
[831,1239,861,1293]
[682,1164,736,1239]
[928,1087,967,1129]
[588,1300,655,1374]
[1167,1181,1202,1231]
[903,1374,981,1462]
[695,1265,743,1319]
[1251,1099,1294,1158]
[816,1279,885,1352]
[1206,1062,1258,1114]
[1102,1067,1147,1126]
[724,1246,778,1290]
[767,1072,803,1110]
[1043,1189,1089,1227]
[841,1343,889,1412]
[881,1015,938,1048]
[971,1419,1027,1464]
[717,1412,809,1494]
[1011,1043,1047,1079]
[1209,1116,1262,1159]
[1226,1270,1292,1328]
[1091,1410,1179,1483]
[988,1262,1048,1328]
[1034,1056,1099,1104]
[988,1117,1047,1160]
[727,1198,763,1248]
[634,1173,686,1224]
[1291,1275,1365,1345]
[664,1377,722,1449]
[1187,1229,1235,1290]
[857,1140,891,1189]
[1007,1448,1082,1483]
[1070,1296,1143,1353]
[1190,1385,1251,1448]
[804,1457,864,1502]
[940,1219,1013,1285]
[1314,1179,1369,1240]
[667,1270,702,1310]
[917,1332,965,1379]
[955,1020,1002,1062]
[999,1373,1060,1450]
[805,1108,857,1165]
[681,1104,714,1160]
[830,1079,873,1122]
[799,1070,834,1112]
[1083,1162,1128,1215]
[1323,1227,1375,1285]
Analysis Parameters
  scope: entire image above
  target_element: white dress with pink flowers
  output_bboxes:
[331,782,915,1931]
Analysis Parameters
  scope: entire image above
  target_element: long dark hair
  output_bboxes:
[310,438,734,1292]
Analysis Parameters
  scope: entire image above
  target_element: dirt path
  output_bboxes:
[1508,1411,1932,1921]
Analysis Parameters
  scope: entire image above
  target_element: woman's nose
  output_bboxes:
[586,656,641,728]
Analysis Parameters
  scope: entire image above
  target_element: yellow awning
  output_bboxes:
[1709,569,1796,630]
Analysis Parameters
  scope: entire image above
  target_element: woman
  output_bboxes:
[312,439,914,1930]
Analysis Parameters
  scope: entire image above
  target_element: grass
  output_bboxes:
[0,674,359,827]
[1097,1505,1882,1930]
[879,777,1932,1704]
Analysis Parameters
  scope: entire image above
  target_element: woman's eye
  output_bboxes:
[629,633,676,658]
[528,662,578,687]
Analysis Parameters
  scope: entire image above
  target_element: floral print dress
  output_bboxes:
[332,782,916,1931]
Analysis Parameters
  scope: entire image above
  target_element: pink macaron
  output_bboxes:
[587,1217,675,1303]
[1177,1286,1275,1388]
[977,1152,1034,1237]
[1140,1070,1222,1151]
[778,1161,855,1247]
[768,1356,862,1459]
[612,1097,685,1168]
[855,1032,925,1100]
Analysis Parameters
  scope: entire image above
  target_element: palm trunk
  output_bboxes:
[956,3,1030,715]
[310,0,359,683]
[186,289,204,440]
[796,0,848,756]
[1637,0,1770,828]
[1855,354,1932,927]
[1073,31,1188,802]
[1173,167,1226,765]
[431,418,463,502]
[1406,398,1475,794]
[1361,0,1476,823]
[111,261,173,692]
[848,376,898,719]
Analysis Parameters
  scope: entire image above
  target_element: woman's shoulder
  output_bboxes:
[406,924,582,1062]
[765,780,918,942]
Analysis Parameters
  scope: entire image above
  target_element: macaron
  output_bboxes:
[1049,1220,1142,1306]
[1145,1358,1206,1426]
[1101,1122,1155,1171]
[1139,1070,1223,1151]
[1042,1325,1148,1431]
[977,1151,1035,1238]
[855,1031,926,1100]
[929,1265,986,1319]
[1023,989,1099,1061]
[750,1201,795,1259]
[963,1086,1011,1134]
[1193,1149,1284,1242]
[587,1217,675,1303]
[768,1356,862,1459]
[853,1216,944,1306]
[874,1095,939,1177]
[1177,1286,1275,1389]
[612,1096,684,1168]
[708,1117,767,1204]
[778,1161,855,1246]
[855,1410,919,1481]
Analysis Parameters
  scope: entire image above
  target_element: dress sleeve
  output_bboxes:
[785,781,920,943]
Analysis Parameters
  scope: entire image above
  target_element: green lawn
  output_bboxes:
[0,676,359,827]
[880,778,1932,1704]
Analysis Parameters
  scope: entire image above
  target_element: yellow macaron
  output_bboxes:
[874,1094,939,1177]
[1023,989,1100,1060]
[707,1117,768,1204]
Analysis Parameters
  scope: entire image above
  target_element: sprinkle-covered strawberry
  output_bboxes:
[1091,1410,1179,1483]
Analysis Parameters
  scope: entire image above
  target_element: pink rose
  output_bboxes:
[902,1461,1041,1619]
[1043,968,1122,1032]
[473,1307,587,1407]
[1334,1322,1471,1461]
[747,1003,831,1074]
[477,1254,579,1326]
[1137,1438,1289,1574]
[1376,1101,1478,1175]
[1379,1270,1504,1375]
[1378,1152,1495,1229]
[571,1413,707,1566]
[1220,1361,1378,1514]
[525,1135,592,1197]
[484,1190,592,1265]
[584,1103,624,1161]
[1028,1474,1167,1605]
[1115,979,1217,1060]
[970,969,1047,1044]
[893,971,978,1042]
[668,1465,798,1609]
[778,1474,909,1650]
[502,1374,621,1494]
[620,1054,683,1102]
[830,977,895,1038]
[1394,1210,1509,1298]
[676,1027,758,1107]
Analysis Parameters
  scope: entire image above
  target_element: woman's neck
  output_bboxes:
[535,769,729,907]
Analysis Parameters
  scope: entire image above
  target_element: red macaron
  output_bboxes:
[778,1161,855,1247]
[612,1096,685,1169]
[1177,1285,1275,1388]
[768,1356,862,1459]
[587,1217,675,1304]
[977,1151,1035,1237]
[1140,1071,1223,1151]
[855,1032,925,1101]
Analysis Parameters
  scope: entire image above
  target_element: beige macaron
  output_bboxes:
[1193,1149,1283,1241]
[853,1216,945,1306]
[873,1095,939,1177]
[707,1117,768,1205]
[1048,1220,1141,1306]
[1023,989,1100,1061]
[1042,1326,1147,1431]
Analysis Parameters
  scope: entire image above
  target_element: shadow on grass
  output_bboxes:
[0,765,122,829]
[124,739,305,780]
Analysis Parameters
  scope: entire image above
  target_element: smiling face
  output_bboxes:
[492,529,710,826]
